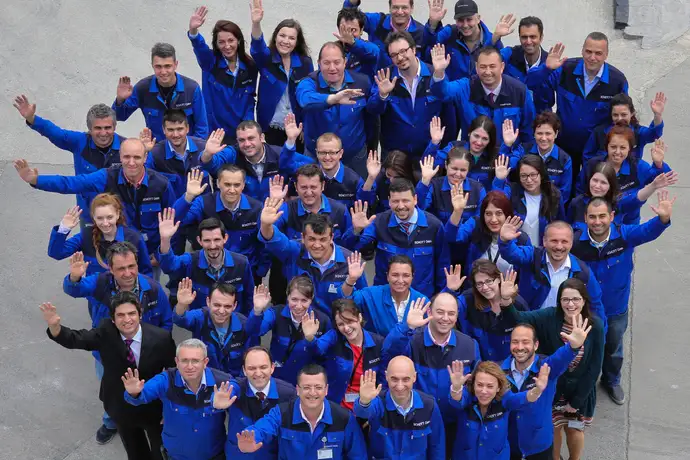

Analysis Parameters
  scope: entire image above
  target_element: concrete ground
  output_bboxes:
[0,0,689,458]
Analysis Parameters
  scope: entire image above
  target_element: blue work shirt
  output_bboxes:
[322,162,367,209]
[146,136,211,199]
[416,176,486,224]
[422,140,507,189]
[275,196,352,246]
[567,193,643,232]
[501,142,573,201]
[344,38,380,81]
[500,46,553,113]
[582,121,664,164]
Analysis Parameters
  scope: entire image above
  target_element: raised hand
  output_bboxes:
[450,183,469,212]
[116,76,133,103]
[260,197,284,226]
[284,113,303,142]
[177,278,197,309]
[268,175,288,200]
[493,13,516,39]
[253,284,272,315]
[301,311,320,341]
[213,381,238,409]
[494,155,511,181]
[350,200,376,232]
[366,150,382,179]
[39,302,61,327]
[60,205,83,230]
[13,94,36,123]
[650,189,676,223]
[158,207,180,240]
[374,68,398,98]
[333,22,355,45]
[69,252,90,280]
[429,116,446,145]
[121,368,145,396]
[428,0,447,27]
[499,268,518,300]
[560,314,592,349]
[534,363,551,392]
[406,298,431,329]
[359,369,382,405]
[499,215,523,242]
[447,360,471,389]
[502,119,519,148]
[650,138,667,167]
[444,264,466,291]
[545,43,566,70]
[205,129,228,156]
[189,6,208,34]
[13,159,39,185]
[347,251,367,281]
[139,127,156,152]
[420,156,440,186]
[431,44,451,75]
[186,168,208,199]
[329,88,365,105]
[249,0,264,24]
[650,171,679,191]
[650,91,667,117]
[237,430,263,453]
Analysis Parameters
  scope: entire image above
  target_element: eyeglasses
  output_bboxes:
[178,359,203,366]
[519,172,540,181]
[560,297,584,305]
[475,278,497,289]
[298,385,326,393]
[389,46,412,60]
[316,150,342,157]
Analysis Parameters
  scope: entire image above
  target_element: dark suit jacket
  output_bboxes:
[47,319,176,425]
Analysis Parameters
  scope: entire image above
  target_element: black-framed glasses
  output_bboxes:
[389,46,412,60]
[519,172,540,181]
[316,150,342,157]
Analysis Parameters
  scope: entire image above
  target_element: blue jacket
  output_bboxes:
[424,21,503,81]
[245,305,332,385]
[582,121,664,164]
[201,142,314,201]
[501,142,573,201]
[259,226,368,315]
[26,115,125,216]
[158,248,254,315]
[225,377,297,460]
[113,73,208,140]
[245,398,367,460]
[250,35,314,130]
[449,384,529,460]
[432,74,536,146]
[497,239,607,330]
[367,62,443,158]
[344,39,380,81]
[422,140,507,189]
[275,196,352,246]
[322,162,367,209]
[383,323,480,421]
[146,136,211,199]
[174,192,270,277]
[34,165,177,254]
[527,59,629,154]
[341,208,450,297]
[343,284,429,337]
[124,367,230,460]
[297,70,371,159]
[571,218,669,316]
[416,176,486,224]
[173,309,253,376]
[295,329,383,405]
[456,290,530,362]
[500,46,553,113]
[354,389,445,460]
[189,31,258,133]
[501,345,577,456]
[567,193,643,232]
[48,224,152,277]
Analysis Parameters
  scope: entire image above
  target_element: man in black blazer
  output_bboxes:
[41,291,176,460]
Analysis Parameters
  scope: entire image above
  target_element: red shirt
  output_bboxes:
[341,344,363,411]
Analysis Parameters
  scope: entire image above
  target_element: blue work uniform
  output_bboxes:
[158,248,254,314]
[322,162,367,209]
[275,196,352,245]
[383,323,481,421]
[501,142,573,201]
[113,73,208,140]
[422,140,505,189]
[582,121,664,164]
[344,39,380,81]
[146,136,211,199]
[26,115,124,217]
[354,389,445,460]
[124,367,231,460]
[188,31,258,134]
[567,193,644,232]
[173,309,253,376]
[500,46,553,113]
[416,176,486,224]
[245,305,332,385]
[341,208,450,297]
[245,398,368,460]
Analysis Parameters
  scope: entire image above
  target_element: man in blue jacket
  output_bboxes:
[13,97,124,224]
[342,179,450,297]
[526,32,629,177]
[570,195,673,405]
[498,219,607,330]
[430,43,536,146]
[123,339,231,460]
[354,357,445,460]
[113,42,208,139]
[296,42,372,178]
[230,364,367,459]
[502,321,590,460]
[312,133,369,209]
[336,7,381,81]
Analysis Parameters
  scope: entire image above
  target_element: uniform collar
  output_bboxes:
[114,226,126,241]
[271,50,305,68]
[389,207,426,227]
[215,193,251,212]
[383,15,418,32]
[248,378,271,397]
[546,253,572,274]
[294,398,331,426]
[179,368,208,395]
[424,325,456,347]
[149,73,185,93]
[165,137,198,159]
[587,227,612,248]
[529,143,559,161]
[441,176,470,191]
[574,60,609,84]
[297,196,330,216]
[318,70,355,90]
[118,168,150,188]
[88,134,122,151]
[197,249,234,269]
[323,162,344,182]
[384,389,424,412]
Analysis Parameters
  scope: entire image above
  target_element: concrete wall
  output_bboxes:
[626,0,690,48]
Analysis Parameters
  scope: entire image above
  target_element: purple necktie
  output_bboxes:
[124,339,137,366]
[399,221,412,235]
[488,93,496,105]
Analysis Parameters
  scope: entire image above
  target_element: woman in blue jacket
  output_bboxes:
[447,360,549,460]
[364,149,415,214]
[250,0,313,149]
[188,7,258,143]
[298,299,384,411]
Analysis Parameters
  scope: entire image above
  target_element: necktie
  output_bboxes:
[256,391,266,405]
[124,339,137,366]
[400,221,412,235]
[488,93,495,105]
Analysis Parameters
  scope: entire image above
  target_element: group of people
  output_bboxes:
[18,0,677,459]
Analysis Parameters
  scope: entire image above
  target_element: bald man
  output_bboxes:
[355,357,445,460]
[15,138,177,256]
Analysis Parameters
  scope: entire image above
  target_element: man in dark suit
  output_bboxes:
[41,291,176,460]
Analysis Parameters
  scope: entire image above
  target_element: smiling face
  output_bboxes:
[589,172,610,198]
[302,225,333,263]
[175,346,208,382]
[510,325,538,366]
[216,30,239,60]
[389,190,417,221]
[335,310,363,344]
[386,356,416,404]
[581,38,608,75]
[287,287,312,320]
[447,158,470,185]
[197,228,228,260]
[429,294,458,337]
[611,104,633,126]
[586,202,614,239]
[120,141,147,182]
[163,120,189,149]
[237,127,265,160]
[542,226,573,264]
[474,271,499,301]
[468,127,490,154]
[296,174,324,209]
[276,27,298,56]
[455,14,480,38]
[316,138,343,172]
[243,349,275,391]
[207,289,236,326]
[534,123,557,153]
[217,170,245,206]
[476,52,504,89]
[518,164,541,194]
[607,134,631,166]
[473,371,500,406]
[387,262,413,296]
[93,204,119,236]
[389,0,413,28]
[112,302,141,337]
[388,38,415,71]
[110,253,139,291]
[483,203,506,234]
[152,56,178,86]
[89,117,116,148]
[319,45,346,85]
[297,372,328,411]
[519,24,542,56]
[559,287,585,319]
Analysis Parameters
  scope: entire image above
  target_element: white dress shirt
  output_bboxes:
[540,255,572,309]
[120,326,143,366]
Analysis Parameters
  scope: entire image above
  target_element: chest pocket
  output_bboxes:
[557,87,577,102]
[143,108,161,125]
[500,107,521,124]
[377,241,405,256]
[140,202,162,229]
[412,245,433,259]
[322,431,345,455]
[408,427,432,451]
[142,306,162,325]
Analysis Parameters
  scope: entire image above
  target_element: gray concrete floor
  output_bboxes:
[1,0,689,458]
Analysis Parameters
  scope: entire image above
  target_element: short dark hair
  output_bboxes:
[296,164,325,183]
[106,241,138,267]
[209,282,237,299]
[385,30,416,53]
[243,345,273,365]
[151,42,176,62]
[302,213,333,235]
[389,178,416,196]
[533,111,561,132]
[476,46,503,63]
[331,298,363,325]
[297,363,328,384]
[587,196,614,213]
[518,16,544,37]
[198,218,227,238]
[110,291,141,319]
[586,31,609,46]
[387,254,415,275]
[163,109,188,126]
[287,274,315,299]
[236,120,263,135]
[337,7,366,29]
[513,323,538,342]
[318,41,346,61]
[217,163,247,180]
[389,0,413,7]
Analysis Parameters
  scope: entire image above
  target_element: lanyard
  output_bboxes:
[347,347,365,388]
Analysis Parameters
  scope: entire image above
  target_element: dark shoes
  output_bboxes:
[96,424,118,445]
[605,384,625,405]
